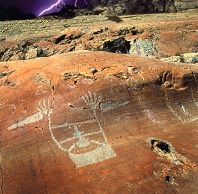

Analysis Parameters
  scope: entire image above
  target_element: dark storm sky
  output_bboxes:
[0,0,92,17]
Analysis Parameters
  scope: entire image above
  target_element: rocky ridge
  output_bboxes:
[89,0,198,16]
[0,9,198,63]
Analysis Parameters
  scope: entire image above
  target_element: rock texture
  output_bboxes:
[89,0,198,15]
[0,9,198,194]
[174,0,198,11]
[0,51,198,193]
[162,53,198,63]
[0,10,197,63]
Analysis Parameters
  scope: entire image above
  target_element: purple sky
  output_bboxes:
[0,0,92,17]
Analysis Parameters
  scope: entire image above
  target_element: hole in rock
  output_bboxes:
[102,37,130,54]
[68,103,75,108]
[155,71,172,87]
[150,139,171,153]
[89,67,98,75]
[165,175,171,182]
[156,141,171,153]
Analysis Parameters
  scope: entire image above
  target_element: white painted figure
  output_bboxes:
[8,92,117,167]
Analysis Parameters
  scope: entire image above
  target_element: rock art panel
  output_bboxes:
[8,91,116,167]
[1,51,198,193]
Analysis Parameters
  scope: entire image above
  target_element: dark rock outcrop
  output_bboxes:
[88,0,197,15]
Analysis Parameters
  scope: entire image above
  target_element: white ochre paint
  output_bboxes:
[7,92,129,167]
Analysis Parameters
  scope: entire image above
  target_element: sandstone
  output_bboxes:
[0,51,198,193]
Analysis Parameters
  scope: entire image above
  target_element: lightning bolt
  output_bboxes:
[38,0,90,17]
[38,0,66,17]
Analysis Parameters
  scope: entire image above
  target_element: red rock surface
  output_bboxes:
[0,51,198,193]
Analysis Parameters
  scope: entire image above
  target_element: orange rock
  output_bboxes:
[0,51,198,193]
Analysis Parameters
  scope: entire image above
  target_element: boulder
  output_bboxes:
[25,48,38,59]
[129,38,156,57]
[162,53,198,63]
[0,51,198,193]
[181,53,198,63]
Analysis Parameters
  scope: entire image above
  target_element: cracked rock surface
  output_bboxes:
[0,51,198,193]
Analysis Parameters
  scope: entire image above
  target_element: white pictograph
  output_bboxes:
[8,92,116,167]
[165,79,198,123]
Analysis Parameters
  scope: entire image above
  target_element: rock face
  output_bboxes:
[89,0,197,15]
[0,51,198,193]
[174,0,198,11]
